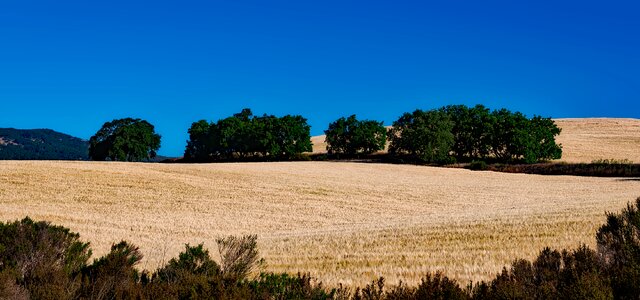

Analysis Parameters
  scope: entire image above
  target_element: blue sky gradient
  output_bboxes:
[1,1,638,156]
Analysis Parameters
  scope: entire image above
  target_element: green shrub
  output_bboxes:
[591,158,633,165]
[558,245,612,300]
[0,217,91,299]
[414,272,469,300]
[596,197,640,299]
[290,153,313,161]
[154,244,220,283]
[147,244,223,299]
[0,268,29,300]
[353,277,385,300]
[250,273,335,300]
[353,273,470,300]
[217,234,262,281]
[468,160,488,171]
[79,241,143,299]
[477,246,613,300]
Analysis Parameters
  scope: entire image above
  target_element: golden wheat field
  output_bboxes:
[554,118,640,163]
[0,118,639,287]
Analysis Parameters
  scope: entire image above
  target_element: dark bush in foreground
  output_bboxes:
[250,273,336,300]
[596,197,640,299]
[384,273,469,300]
[472,246,612,300]
[0,217,91,299]
[79,241,143,299]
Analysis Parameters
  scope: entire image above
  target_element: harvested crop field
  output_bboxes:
[1,160,638,286]
[554,118,640,163]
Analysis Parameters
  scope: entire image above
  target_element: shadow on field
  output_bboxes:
[616,178,640,182]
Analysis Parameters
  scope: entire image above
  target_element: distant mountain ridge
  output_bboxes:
[0,128,89,160]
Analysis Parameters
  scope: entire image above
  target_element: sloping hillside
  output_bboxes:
[1,161,637,286]
[0,128,89,160]
[310,118,640,163]
[554,118,640,163]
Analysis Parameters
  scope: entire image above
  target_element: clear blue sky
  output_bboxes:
[1,1,638,156]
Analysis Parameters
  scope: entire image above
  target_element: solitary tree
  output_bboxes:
[89,118,161,161]
[324,115,386,156]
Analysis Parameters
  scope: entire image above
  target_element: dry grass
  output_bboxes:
[310,118,640,164]
[1,160,638,286]
[310,134,328,154]
[554,118,640,163]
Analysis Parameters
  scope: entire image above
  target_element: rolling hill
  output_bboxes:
[0,160,637,287]
[0,128,89,160]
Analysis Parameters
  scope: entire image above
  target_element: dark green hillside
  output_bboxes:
[0,128,89,160]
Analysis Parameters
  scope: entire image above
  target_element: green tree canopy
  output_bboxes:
[489,108,530,162]
[184,109,312,161]
[184,120,212,161]
[388,109,454,163]
[488,109,562,163]
[439,104,494,159]
[89,118,161,161]
[436,105,562,163]
[521,116,563,163]
[324,115,386,156]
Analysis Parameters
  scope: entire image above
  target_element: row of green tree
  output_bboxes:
[2,197,640,299]
[325,105,562,163]
[184,108,312,161]
[88,105,561,164]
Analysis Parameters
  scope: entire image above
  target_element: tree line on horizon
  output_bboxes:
[87,104,562,164]
[329,104,562,164]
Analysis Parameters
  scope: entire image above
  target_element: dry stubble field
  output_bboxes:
[0,118,639,287]
[553,118,640,163]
